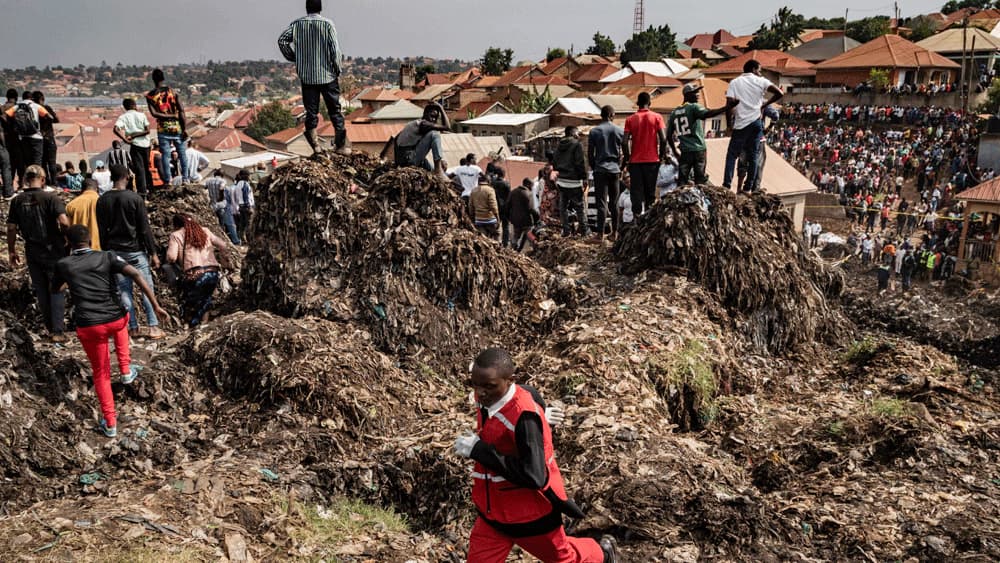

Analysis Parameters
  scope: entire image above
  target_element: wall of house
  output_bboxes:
[978,134,1000,172]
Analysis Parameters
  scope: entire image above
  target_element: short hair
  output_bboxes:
[64,161,75,171]
[564,126,578,136]
[743,60,761,74]
[152,68,165,83]
[422,104,440,120]
[24,164,46,182]
[306,0,322,13]
[109,163,130,182]
[22,91,30,100]
[637,92,651,107]
[600,105,615,120]
[112,140,121,149]
[474,348,515,376]
[521,178,533,188]
[66,225,91,246]
[31,91,43,103]
[82,178,98,191]
[5,89,16,100]
[214,169,224,177]
[123,98,136,110]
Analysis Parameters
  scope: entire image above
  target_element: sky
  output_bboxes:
[0,0,949,68]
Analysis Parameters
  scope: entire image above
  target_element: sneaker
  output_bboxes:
[50,332,68,343]
[99,419,117,438]
[121,365,141,385]
[599,535,619,563]
[146,326,165,340]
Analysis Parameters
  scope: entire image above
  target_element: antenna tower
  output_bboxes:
[633,0,645,35]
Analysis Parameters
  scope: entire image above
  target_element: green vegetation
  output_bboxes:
[749,7,806,51]
[290,499,409,547]
[586,32,617,57]
[481,47,515,76]
[97,546,206,563]
[514,85,555,113]
[843,337,891,366]
[245,101,296,143]
[622,24,678,64]
[868,68,891,90]
[546,48,568,63]
[871,398,910,418]
[942,0,996,14]
[826,420,845,437]
[980,78,1000,114]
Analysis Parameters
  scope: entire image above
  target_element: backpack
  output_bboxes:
[13,102,38,137]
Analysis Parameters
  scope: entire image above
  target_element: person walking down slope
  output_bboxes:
[166,214,230,327]
[278,0,350,156]
[53,225,165,438]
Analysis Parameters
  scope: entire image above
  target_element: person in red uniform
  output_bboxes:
[454,348,618,563]
[52,224,167,437]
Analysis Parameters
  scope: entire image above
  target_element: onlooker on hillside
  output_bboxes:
[1,89,21,193]
[107,140,132,173]
[205,170,241,245]
[278,0,349,155]
[96,164,164,339]
[0,114,12,198]
[113,98,153,195]
[31,91,59,182]
[469,174,500,240]
[451,153,483,204]
[5,91,51,172]
[667,83,735,186]
[92,160,112,195]
[618,173,634,228]
[183,140,210,183]
[588,105,624,239]
[166,214,230,327]
[145,69,188,185]
[553,126,589,237]
[6,165,70,340]
[390,102,450,173]
[491,168,512,247]
[66,178,101,250]
[723,60,783,192]
[507,178,538,252]
[624,92,666,217]
[233,170,255,242]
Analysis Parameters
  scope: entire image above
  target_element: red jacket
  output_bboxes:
[472,385,568,525]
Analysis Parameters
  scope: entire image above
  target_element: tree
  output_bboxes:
[546,48,567,62]
[481,47,514,75]
[515,86,555,113]
[904,15,941,42]
[415,64,436,84]
[748,7,806,51]
[586,32,617,56]
[245,101,296,143]
[802,16,845,30]
[868,68,891,90]
[621,24,678,64]
[941,0,994,14]
[847,16,891,44]
[978,77,1000,113]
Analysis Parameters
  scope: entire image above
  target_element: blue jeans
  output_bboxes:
[412,131,443,170]
[723,119,763,190]
[157,133,188,184]
[216,208,241,245]
[114,251,159,329]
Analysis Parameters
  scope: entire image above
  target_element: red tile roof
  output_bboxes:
[492,65,537,87]
[423,73,455,86]
[265,125,305,144]
[685,29,736,50]
[570,63,619,83]
[716,45,744,58]
[651,77,731,112]
[607,72,683,88]
[799,29,845,43]
[814,34,960,70]
[540,57,571,75]
[454,101,507,119]
[513,75,574,86]
[222,108,257,129]
[703,50,814,75]
[956,179,1000,203]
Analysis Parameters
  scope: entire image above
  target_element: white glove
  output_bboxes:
[545,403,566,427]
[454,432,479,458]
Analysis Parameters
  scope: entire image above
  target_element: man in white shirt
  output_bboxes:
[92,160,112,195]
[113,98,152,196]
[183,141,210,183]
[723,60,782,192]
[449,153,483,200]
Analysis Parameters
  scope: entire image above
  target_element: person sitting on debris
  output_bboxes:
[454,348,619,563]
[92,160,112,195]
[507,178,539,252]
[667,82,735,186]
[52,224,165,438]
[166,214,231,328]
[388,102,449,174]
[470,174,501,240]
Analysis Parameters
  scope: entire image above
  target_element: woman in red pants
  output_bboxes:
[52,224,167,437]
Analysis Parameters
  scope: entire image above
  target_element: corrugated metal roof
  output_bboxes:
[588,94,638,114]
[956,179,1000,203]
[548,97,601,115]
[704,138,817,197]
[369,100,425,120]
[412,84,456,101]
[439,134,509,167]
[627,62,675,77]
[600,68,634,83]
[462,113,549,126]
[345,122,406,144]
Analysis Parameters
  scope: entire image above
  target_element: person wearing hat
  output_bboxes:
[92,160,112,195]
[666,82,737,186]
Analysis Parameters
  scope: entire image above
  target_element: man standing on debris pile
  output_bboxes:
[52,225,165,438]
[623,92,666,217]
[667,83,735,186]
[206,170,241,245]
[145,69,188,185]
[588,106,623,239]
[470,173,501,240]
[96,164,164,340]
[6,164,70,341]
[454,348,619,563]
[723,60,782,193]
[113,98,152,196]
[553,126,589,237]
[278,0,349,156]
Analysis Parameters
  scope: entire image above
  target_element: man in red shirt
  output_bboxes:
[623,92,666,218]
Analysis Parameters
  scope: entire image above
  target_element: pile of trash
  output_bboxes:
[242,155,578,370]
[615,186,846,354]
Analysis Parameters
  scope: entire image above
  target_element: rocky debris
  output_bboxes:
[614,186,847,354]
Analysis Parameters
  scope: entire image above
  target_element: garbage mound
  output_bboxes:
[243,155,578,370]
[615,186,845,353]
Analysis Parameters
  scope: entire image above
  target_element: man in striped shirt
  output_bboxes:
[278,0,349,156]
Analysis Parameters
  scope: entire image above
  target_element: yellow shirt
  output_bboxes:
[65,190,101,250]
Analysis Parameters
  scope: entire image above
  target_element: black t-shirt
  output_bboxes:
[95,190,157,254]
[6,188,67,262]
[53,250,128,328]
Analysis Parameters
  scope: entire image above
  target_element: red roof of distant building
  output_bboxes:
[703,49,814,75]
[492,65,537,87]
[540,57,571,75]
[685,29,736,50]
[344,122,406,144]
[814,34,960,70]
[956,178,1000,203]
[513,75,574,87]
[265,125,305,144]
[570,63,619,83]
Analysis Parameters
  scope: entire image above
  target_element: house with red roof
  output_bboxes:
[570,63,621,93]
[812,34,960,88]
[196,127,266,153]
[702,50,815,86]
[956,179,1000,282]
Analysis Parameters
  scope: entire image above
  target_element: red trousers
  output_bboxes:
[76,314,130,428]
[467,517,604,563]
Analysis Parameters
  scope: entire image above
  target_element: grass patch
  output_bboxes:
[290,498,409,547]
[871,398,910,418]
[96,546,206,563]
[826,420,845,437]
[649,339,718,429]
[843,337,882,365]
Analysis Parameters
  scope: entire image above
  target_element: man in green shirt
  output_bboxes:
[666,83,736,185]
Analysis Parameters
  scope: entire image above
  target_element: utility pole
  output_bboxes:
[633,0,645,36]
[962,17,968,113]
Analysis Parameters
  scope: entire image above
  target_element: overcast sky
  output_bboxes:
[0,0,947,68]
